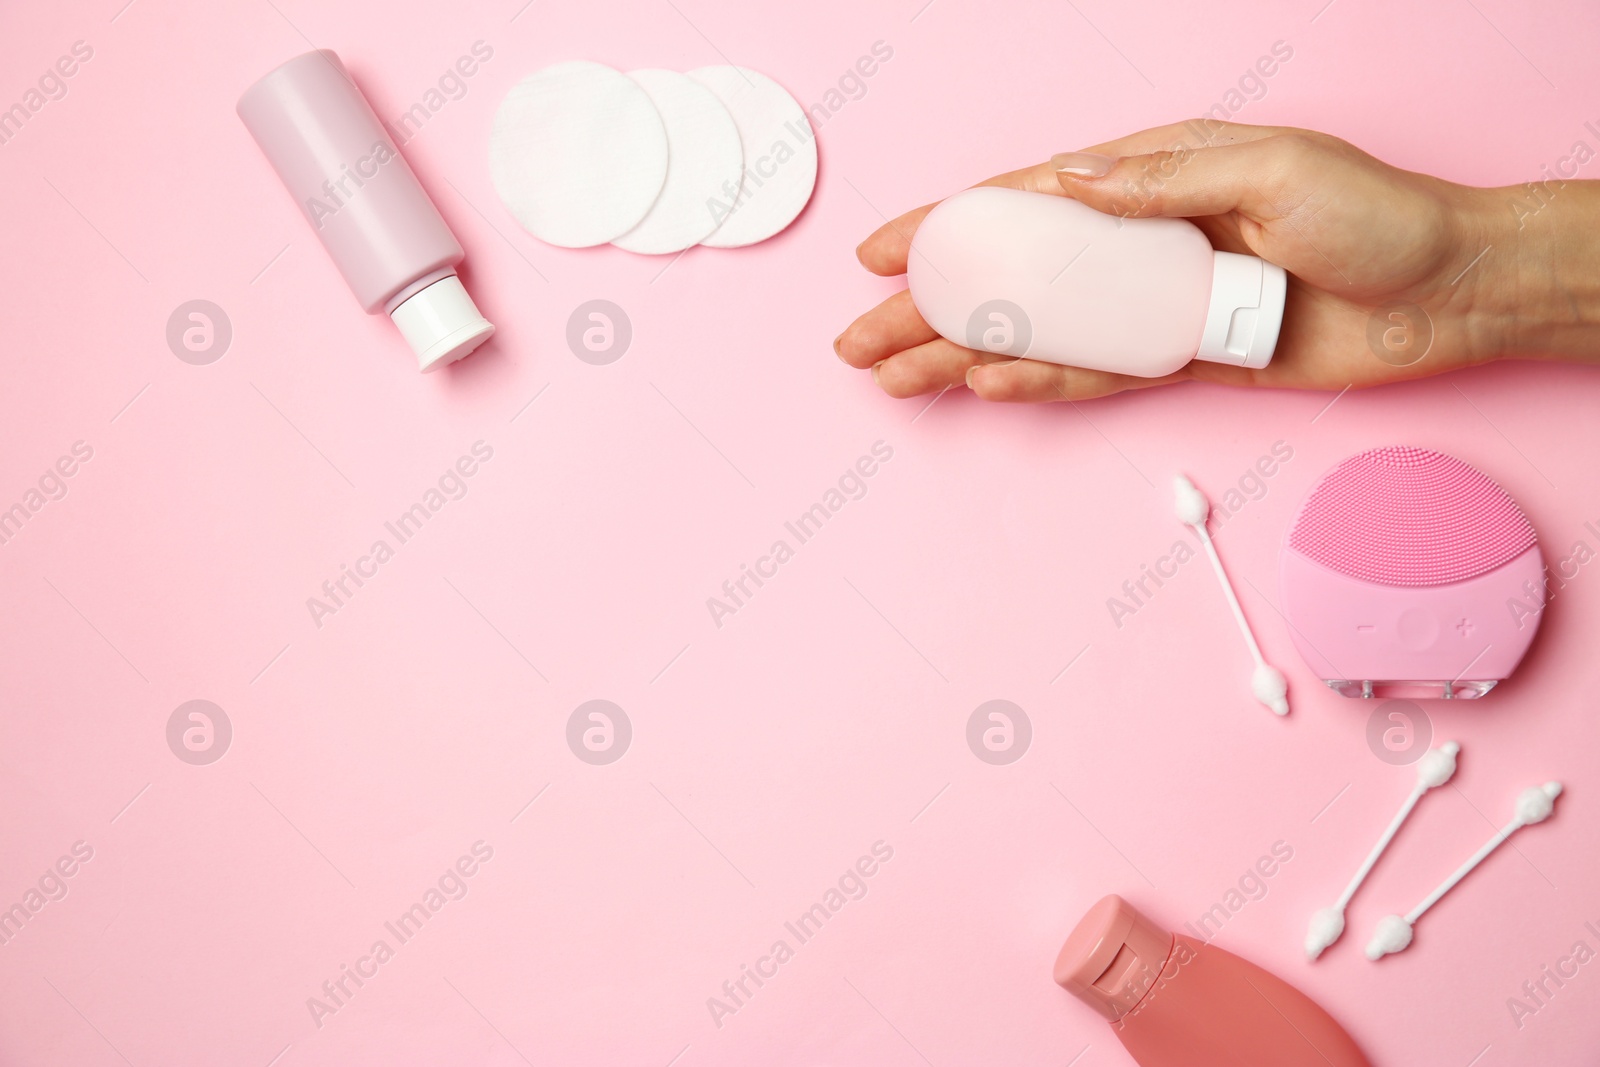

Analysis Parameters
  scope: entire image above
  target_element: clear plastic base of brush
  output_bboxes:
[1324,679,1499,700]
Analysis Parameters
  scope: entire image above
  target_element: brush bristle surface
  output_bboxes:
[1287,446,1536,587]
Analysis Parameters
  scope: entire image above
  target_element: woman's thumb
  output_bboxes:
[1051,141,1276,220]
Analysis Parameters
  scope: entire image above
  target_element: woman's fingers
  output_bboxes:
[967,358,1189,402]
[838,289,1165,400]
[855,121,1283,277]
[870,338,996,397]
[856,163,1065,276]
[1076,118,1281,159]
[1052,137,1293,223]
[855,203,936,277]
[862,335,1194,402]
[836,288,938,369]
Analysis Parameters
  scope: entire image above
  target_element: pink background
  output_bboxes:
[3,0,1599,1063]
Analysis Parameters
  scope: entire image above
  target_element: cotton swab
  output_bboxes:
[1173,474,1289,716]
[1365,781,1563,960]
[1304,742,1460,960]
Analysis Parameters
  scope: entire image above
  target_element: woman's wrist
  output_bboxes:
[1459,181,1600,365]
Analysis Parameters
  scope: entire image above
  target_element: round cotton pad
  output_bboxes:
[489,61,668,248]
[612,70,744,255]
[687,66,817,247]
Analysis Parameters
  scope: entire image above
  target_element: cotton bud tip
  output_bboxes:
[1305,907,1345,960]
[1173,474,1210,526]
[1365,915,1413,960]
[1515,782,1562,825]
[1416,741,1460,789]
[1252,663,1289,716]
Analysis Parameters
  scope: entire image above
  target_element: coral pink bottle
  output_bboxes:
[1055,896,1370,1067]
[238,50,494,372]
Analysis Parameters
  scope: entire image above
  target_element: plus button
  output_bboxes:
[1456,617,1474,637]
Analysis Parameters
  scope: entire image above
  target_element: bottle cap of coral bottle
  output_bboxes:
[1196,251,1287,369]
[1054,894,1175,1020]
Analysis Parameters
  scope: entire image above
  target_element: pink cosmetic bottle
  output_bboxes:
[1055,895,1370,1067]
[238,50,494,372]
[908,187,1286,376]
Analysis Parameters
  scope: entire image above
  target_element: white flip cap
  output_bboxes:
[1196,251,1287,369]
[389,275,495,372]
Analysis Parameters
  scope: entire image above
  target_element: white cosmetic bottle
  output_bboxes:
[907,187,1287,376]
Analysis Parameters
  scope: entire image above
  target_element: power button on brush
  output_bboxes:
[1397,608,1440,651]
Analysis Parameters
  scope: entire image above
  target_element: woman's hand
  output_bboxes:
[837,120,1576,402]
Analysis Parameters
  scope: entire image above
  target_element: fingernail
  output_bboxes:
[833,333,845,358]
[965,365,980,389]
[872,360,886,386]
[1051,151,1115,177]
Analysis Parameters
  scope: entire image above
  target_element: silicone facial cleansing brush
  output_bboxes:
[1280,446,1544,700]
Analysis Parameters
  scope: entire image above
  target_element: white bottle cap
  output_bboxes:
[389,275,496,372]
[1196,251,1287,370]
